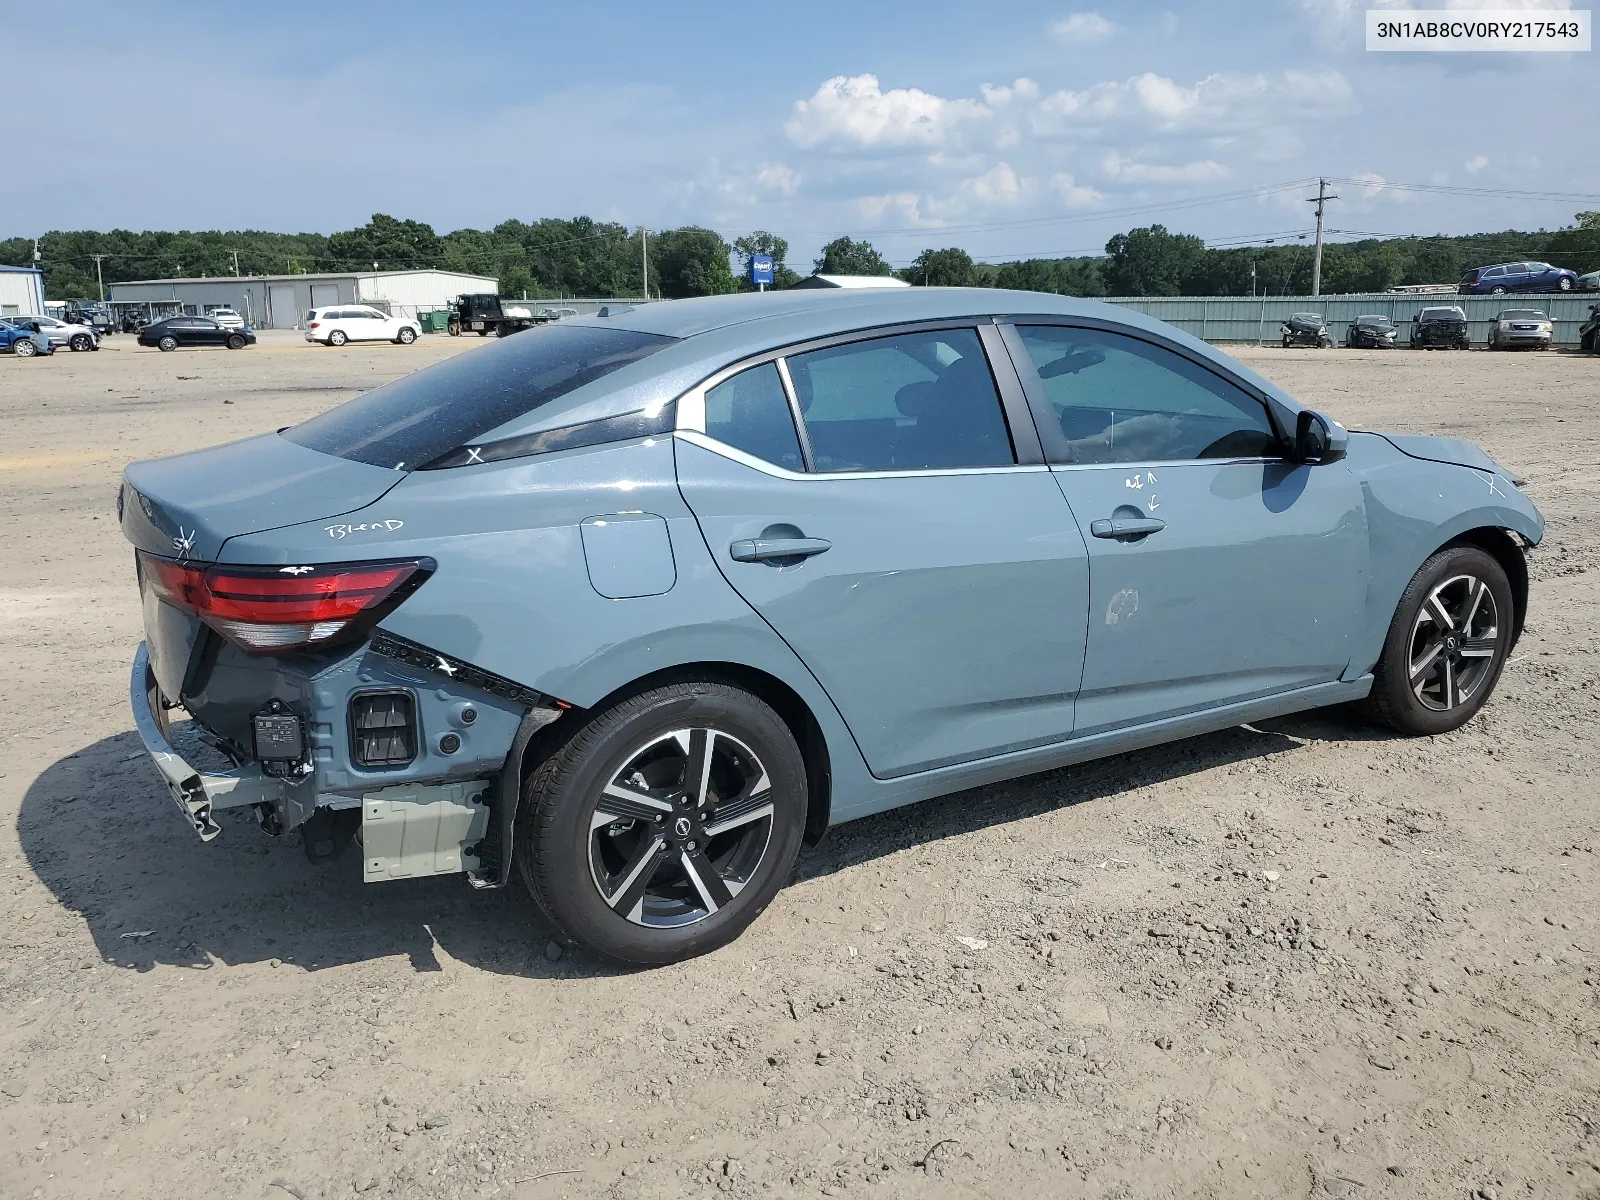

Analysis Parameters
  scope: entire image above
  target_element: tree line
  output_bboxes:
[4,211,1596,302]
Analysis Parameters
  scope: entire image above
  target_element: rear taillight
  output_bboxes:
[308,321,321,329]
[139,553,431,654]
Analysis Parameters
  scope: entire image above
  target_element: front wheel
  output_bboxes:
[157,335,178,352]
[1365,545,1514,736]
[226,334,247,350]
[328,329,347,346]
[516,681,808,966]
[70,333,93,352]
[396,326,416,344]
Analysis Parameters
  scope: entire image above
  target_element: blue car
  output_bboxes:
[1459,260,1579,294]
[120,289,1543,965]
[0,318,55,357]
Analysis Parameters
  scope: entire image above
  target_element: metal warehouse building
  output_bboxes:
[0,265,47,317]
[106,268,498,330]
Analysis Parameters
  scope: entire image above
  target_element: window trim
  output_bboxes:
[996,316,1291,467]
[676,318,1042,475]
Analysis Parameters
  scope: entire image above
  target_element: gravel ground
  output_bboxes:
[1,332,1596,1200]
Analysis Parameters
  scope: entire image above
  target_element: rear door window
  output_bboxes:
[283,323,676,469]
[784,328,1015,472]
[1016,324,1280,464]
[703,362,804,471]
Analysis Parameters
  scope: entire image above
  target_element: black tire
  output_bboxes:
[1365,545,1514,736]
[157,335,177,352]
[396,326,416,344]
[447,322,461,337]
[1281,334,1291,348]
[226,334,247,350]
[1491,286,1507,295]
[477,328,490,336]
[13,338,38,358]
[69,333,93,352]
[516,681,807,967]
[328,329,347,347]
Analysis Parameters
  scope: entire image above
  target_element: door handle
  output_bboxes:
[729,537,832,563]
[1089,517,1166,540]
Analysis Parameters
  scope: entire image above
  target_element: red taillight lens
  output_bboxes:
[140,553,429,653]
[308,321,320,329]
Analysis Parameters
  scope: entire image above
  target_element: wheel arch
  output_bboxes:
[1442,526,1529,648]
[519,661,835,851]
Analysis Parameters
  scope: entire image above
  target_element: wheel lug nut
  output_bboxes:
[686,840,697,852]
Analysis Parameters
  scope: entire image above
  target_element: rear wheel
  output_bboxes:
[13,338,38,357]
[69,333,93,352]
[226,334,247,350]
[1365,545,1513,736]
[157,335,177,352]
[328,329,347,346]
[516,681,807,966]
[396,326,416,345]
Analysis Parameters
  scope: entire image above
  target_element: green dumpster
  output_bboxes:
[418,309,451,334]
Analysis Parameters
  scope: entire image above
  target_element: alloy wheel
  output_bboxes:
[1408,573,1500,711]
[588,728,774,928]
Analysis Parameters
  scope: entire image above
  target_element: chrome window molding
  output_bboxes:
[674,430,1049,482]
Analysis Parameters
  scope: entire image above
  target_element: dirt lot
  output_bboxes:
[1,331,1597,1200]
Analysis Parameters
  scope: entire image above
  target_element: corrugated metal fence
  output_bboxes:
[1100,292,1597,347]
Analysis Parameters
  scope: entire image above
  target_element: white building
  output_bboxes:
[0,265,47,317]
[106,269,499,330]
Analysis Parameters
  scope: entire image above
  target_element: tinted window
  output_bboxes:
[1482,266,1505,278]
[283,323,675,469]
[704,362,803,471]
[1016,325,1280,465]
[784,328,1014,472]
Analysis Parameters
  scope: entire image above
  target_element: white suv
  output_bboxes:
[305,306,421,347]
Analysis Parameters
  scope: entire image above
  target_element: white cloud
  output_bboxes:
[1100,153,1228,183]
[969,162,1023,204]
[1465,154,1490,173]
[1048,11,1118,44]
[756,163,800,194]
[1048,172,1103,207]
[784,74,987,150]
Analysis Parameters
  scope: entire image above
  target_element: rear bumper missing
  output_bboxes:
[130,642,285,841]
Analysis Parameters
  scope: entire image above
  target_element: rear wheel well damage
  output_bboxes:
[511,663,833,862]
[1443,526,1530,647]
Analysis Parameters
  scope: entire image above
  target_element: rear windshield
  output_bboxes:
[282,323,676,469]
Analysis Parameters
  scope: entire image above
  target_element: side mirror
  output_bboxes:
[1294,409,1348,465]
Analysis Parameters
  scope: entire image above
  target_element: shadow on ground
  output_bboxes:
[18,707,1383,976]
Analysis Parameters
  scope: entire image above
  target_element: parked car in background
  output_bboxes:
[1459,262,1579,295]
[0,319,56,357]
[1576,270,1600,292]
[1410,306,1470,350]
[1281,312,1333,347]
[208,309,246,331]
[305,306,421,347]
[1578,302,1600,353]
[118,289,1543,965]
[13,314,98,351]
[137,316,256,351]
[64,300,114,336]
[1487,308,1554,351]
[1345,314,1398,348]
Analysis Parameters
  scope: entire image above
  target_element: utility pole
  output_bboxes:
[640,227,649,301]
[90,253,109,302]
[1307,177,1338,298]
[230,249,241,277]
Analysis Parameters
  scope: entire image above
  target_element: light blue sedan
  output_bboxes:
[119,289,1543,965]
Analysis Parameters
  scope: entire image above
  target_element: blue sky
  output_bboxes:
[6,0,1597,268]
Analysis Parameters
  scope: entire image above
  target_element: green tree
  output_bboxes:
[1103,225,1206,295]
[650,226,737,298]
[327,214,443,269]
[903,247,975,287]
[731,230,799,289]
[812,236,892,277]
